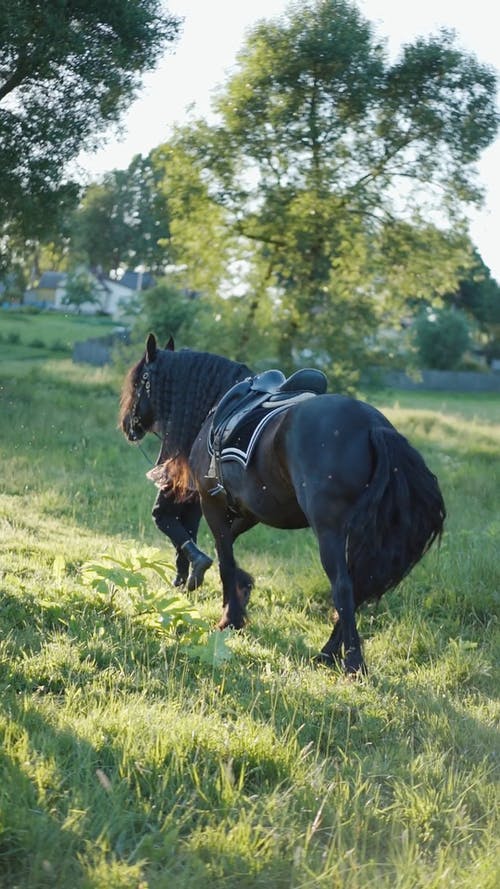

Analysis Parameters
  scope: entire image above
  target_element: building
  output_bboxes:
[23,268,155,319]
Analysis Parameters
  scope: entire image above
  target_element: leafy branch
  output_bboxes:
[81,549,233,665]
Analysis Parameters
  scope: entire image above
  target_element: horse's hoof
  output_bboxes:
[186,553,213,592]
[313,651,342,669]
[343,660,368,680]
[217,609,245,631]
[172,573,187,587]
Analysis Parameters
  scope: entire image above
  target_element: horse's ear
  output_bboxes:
[145,333,157,364]
[165,336,175,352]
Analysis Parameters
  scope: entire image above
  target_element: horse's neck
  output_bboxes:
[189,413,214,478]
[157,351,246,457]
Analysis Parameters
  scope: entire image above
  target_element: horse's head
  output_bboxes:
[120,334,251,462]
[119,333,173,441]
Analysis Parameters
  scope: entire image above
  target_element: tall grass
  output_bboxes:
[0,328,498,888]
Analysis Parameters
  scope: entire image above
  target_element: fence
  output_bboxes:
[73,330,129,367]
[382,369,500,393]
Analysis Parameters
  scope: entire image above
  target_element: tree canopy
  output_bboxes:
[0,0,180,266]
[2,0,498,381]
[151,0,498,378]
[70,155,171,276]
[444,250,500,362]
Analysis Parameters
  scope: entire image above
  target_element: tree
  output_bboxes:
[414,307,470,369]
[456,257,500,326]
[62,270,102,314]
[0,0,180,267]
[153,0,498,381]
[444,250,500,362]
[70,154,171,275]
[133,282,201,345]
[151,138,242,299]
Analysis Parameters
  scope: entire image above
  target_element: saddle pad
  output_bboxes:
[217,391,315,469]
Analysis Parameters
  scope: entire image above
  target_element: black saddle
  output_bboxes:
[207,368,328,493]
[211,367,327,439]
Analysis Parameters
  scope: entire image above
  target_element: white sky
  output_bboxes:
[77,0,500,279]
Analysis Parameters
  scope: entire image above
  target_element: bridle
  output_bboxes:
[127,365,165,465]
[128,366,153,440]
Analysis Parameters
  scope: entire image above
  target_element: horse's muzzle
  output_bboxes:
[123,414,146,442]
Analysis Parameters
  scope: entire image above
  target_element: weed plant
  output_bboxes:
[0,322,498,888]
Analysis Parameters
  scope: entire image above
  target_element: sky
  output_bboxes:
[77,0,500,279]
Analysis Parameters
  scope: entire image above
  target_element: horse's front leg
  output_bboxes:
[201,499,246,630]
[217,539,245,630]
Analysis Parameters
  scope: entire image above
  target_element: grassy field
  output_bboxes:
[0,309,117,361]
[0,321,499,888]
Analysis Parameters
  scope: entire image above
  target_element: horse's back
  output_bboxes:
[292,393,393,431]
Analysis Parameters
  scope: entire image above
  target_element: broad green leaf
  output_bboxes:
[187,629,234,666]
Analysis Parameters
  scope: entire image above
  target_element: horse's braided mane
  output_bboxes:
[152,348,251,459]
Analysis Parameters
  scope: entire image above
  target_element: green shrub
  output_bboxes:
[49,339,69,353]
[414,308,470,370]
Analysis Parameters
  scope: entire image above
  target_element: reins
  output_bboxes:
[135,433,161,465]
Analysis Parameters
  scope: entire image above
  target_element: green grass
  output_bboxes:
[367,386,500,425]
[0,320,499,888]
[0,309,117,360]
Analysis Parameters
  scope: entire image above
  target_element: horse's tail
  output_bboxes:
[347,426,445,605]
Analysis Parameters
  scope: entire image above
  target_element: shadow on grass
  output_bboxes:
[1,557,498,889]
[1,687,88,887]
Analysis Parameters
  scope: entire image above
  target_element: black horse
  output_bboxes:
[120,334,445,675]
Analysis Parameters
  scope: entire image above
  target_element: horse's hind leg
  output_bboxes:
[316,619,343,667]
[316,531,365,675]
